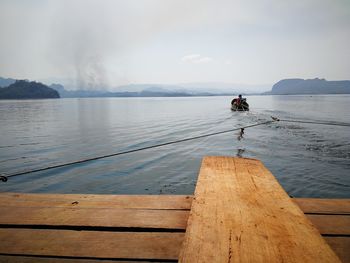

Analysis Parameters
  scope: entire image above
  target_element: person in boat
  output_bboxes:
[231,94,243,107]
[231,94,249,111]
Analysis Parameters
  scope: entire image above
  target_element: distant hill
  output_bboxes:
[0,80,60,99]
[266,78,350,95]
[50,84,119,97]
[0,77,16,88]
[176,82,270,94]
[49,83,223,98]
[114,83,269,94]
[50,87,211,98]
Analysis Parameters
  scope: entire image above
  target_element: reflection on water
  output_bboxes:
[0,95,349,197]
[237,128,245,141]
[236,148,245,158]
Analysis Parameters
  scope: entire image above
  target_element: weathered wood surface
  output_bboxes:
[294,198,350,215]
[306,214,350,235]
[0,206,189,229]
[324,237,350,263]
[1,168,349,262]
[0,193,192,210]
[295,198,350,263]
[0,229,183,260]
[0,256,162,263]
[178,156,341,263]
[0,194,189,262]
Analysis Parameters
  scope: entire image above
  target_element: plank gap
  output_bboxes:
[322,234,350,237]
[0,254,178,262]
[0,224,186,233]
[304,213,350,216]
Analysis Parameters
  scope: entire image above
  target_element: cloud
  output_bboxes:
[181,54,213,64]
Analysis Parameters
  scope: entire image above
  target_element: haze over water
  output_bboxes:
[0,95,349,198]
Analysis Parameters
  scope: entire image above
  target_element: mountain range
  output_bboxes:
[48,83,221,98]
[1,76,350,99]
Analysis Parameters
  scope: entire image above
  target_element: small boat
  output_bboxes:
[231,98,249,111]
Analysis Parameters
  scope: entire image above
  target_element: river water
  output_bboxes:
[0,95,349,197]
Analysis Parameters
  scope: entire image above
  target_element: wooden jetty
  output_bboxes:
[0,156,349,262]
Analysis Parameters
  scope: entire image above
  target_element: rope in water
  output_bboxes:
[277,118,350,127]
[1,116,349,182]
[0,119,277,182]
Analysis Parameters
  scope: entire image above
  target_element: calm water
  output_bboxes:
[0,95,349,197]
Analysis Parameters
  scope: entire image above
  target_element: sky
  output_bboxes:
[0,0,349,91]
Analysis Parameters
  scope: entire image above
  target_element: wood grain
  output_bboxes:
[294,198,350,214]
[0,206,189,229]
[324,237,350,263]
[178,156,341,263]
[0,229,184,260]
[0,256,162,263]
[0,193,192,210]
[306,214,350,235]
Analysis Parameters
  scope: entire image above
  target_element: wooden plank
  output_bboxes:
[294,198,350,215]
[0,256,165,263]
[306,214,350,235]
[0,206,189,230]
[0,229,184,260]
[0,193,192,210]
[324,237,350,263]
[179,156,341,263]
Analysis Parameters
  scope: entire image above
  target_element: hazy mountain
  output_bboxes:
[177,82,271,94]
[50,83,231,97]
[0,77,16,87]
[266,78,350,95]
[50,83,65,92]
[2,76,268,97]
[0,80,60,99]
[49,84,110,98]
[113,82,269,94]
[50,86,206,98]
[113,84,185,93]
[35,76,271,95]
